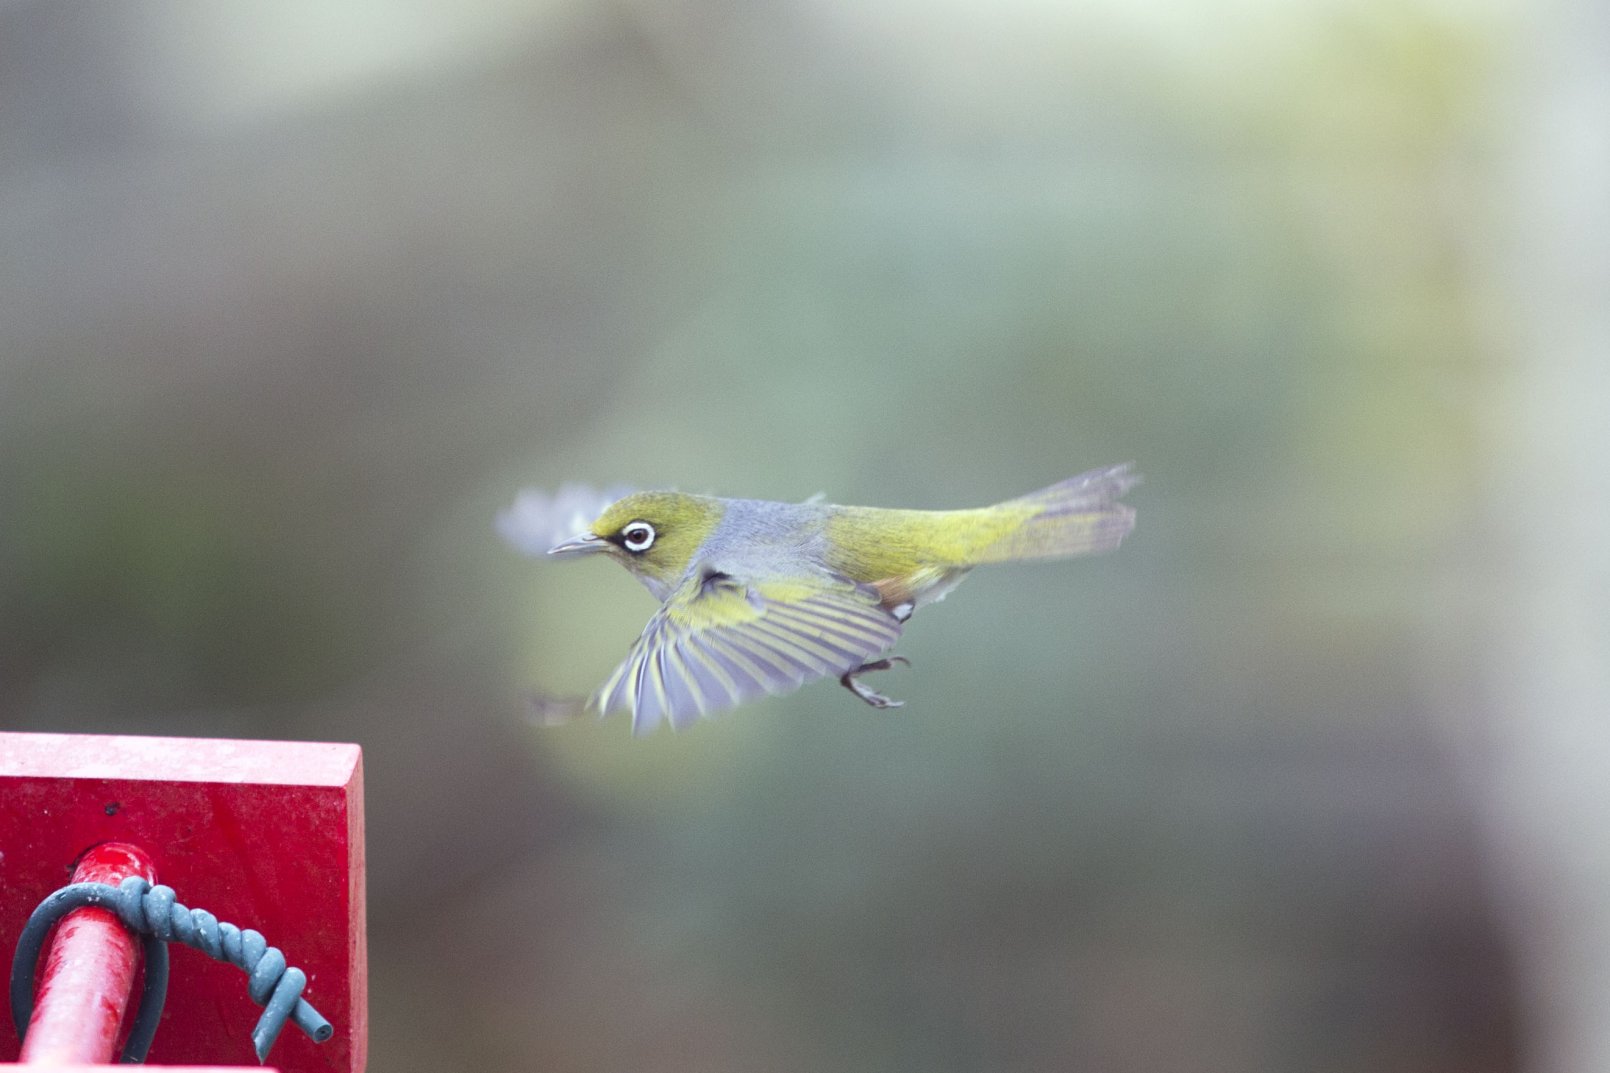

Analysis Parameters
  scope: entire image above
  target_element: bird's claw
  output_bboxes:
[840,656,910,709]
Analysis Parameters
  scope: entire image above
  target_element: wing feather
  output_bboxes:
[772,604,891,651]
[683,635,752,706]
[657,643,703,729]
[700,631,806,691]
[592,575,902,733]
[735,631,819,677]
[743,617,849,671]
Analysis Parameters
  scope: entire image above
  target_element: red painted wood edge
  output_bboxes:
[0,733,365,1073]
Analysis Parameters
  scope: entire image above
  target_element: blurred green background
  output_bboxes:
[5,0,1608,1070]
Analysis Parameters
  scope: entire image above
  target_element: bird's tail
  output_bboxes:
[969,463,1139,564]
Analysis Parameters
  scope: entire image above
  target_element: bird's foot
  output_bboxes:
[840,656,910,709]
[528,693,588,727]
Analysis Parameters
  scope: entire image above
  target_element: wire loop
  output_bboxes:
[10,876,333,1064]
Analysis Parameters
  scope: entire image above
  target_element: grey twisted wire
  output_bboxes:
[11,875,333,1064]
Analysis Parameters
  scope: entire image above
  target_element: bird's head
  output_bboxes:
[548,491,724,596]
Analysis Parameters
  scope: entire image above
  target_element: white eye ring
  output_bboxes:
[621,521,656,553]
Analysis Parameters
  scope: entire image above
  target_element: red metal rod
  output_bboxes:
[19,841,158,1065]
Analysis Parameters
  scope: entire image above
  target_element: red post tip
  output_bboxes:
[18,842,158,1065]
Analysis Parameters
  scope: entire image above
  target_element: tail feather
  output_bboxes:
[972,463,1139,564]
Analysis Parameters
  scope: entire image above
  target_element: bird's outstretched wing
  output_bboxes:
[496,483,635,555]
[594,574,904,734]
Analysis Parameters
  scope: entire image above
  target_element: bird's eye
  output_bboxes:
[621,521,656,553]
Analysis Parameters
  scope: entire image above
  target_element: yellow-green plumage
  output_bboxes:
[516,464,1137,733]
[822,476,1134,605]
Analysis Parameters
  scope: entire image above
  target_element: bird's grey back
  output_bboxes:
[693,497,831,581]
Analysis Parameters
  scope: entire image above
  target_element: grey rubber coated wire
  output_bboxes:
[10,875,332,1064]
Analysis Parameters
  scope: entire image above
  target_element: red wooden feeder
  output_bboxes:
[0,732,365,1072]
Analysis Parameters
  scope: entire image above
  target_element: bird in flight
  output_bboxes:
[499,464,1138,734]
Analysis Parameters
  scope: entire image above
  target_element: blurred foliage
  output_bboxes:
[0,1,1547,1071]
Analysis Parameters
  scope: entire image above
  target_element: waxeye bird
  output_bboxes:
[498,464,1138,735]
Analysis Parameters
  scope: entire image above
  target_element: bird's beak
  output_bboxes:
[547,532,611,558]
